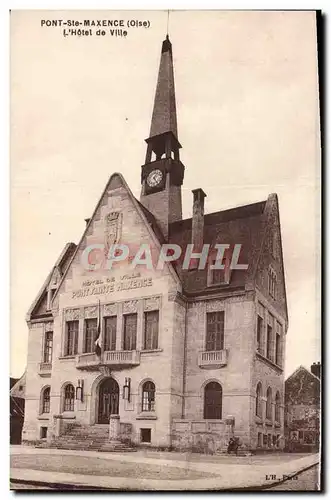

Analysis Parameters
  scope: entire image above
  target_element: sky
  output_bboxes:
[10,10,320,378]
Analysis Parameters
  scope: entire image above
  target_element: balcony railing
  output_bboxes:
[76,350,141,370]
[198,349,228,369]
[38,362,52,376]
[103,350,140,366]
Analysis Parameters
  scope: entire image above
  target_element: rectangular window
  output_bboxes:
[43,331,53,363]
[140,428,151,443]
[144,311,159,350]
[104,316,117,351]
[256,315,263,353]
[40,427,48,439]
[206,311,225,351]
[267,434,272,448]
[263,434,268,446]
[266,324,273,360]
[65,321,78,356]
[210,257,229,285]
[123,314,137,351]
[84,318,98,353]
[276,322,282,366]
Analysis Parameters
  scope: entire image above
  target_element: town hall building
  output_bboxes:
[22,35,288,453]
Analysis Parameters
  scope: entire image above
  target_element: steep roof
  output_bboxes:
[27,242,76,321]
[51,172,181,305]
[10,371,26,399]
[149,35,178,140]
[286,365,321,384]
[167,200,267,294]
[285,365,320,406]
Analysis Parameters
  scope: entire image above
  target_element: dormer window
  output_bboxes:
[268,266,277,299]
[208,253,231,286]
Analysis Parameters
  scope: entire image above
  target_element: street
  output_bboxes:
[10,446,320,491]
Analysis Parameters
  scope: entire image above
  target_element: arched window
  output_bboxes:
[204,381,222,419]
[256,382,262,417]
[41,386,50,414]
[63,383,75,412]
[266,387,272,420]
[142,381,155,412]
[275,391,281,422]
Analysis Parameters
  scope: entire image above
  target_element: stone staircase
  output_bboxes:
[215,446,252,457]
[36,424,136,452]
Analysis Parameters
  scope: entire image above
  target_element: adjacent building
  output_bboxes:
[285,363,320,452]
[10,373,26,444]
[22,35,288,452]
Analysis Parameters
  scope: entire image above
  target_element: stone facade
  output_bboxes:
[22,175,287,451]
[21,36,288,453]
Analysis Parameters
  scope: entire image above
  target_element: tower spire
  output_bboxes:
[140,36,185,239]
[145,34,181,163]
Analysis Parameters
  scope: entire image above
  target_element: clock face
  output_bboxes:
[147,169,163,188]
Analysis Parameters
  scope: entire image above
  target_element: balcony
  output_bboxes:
[76,350,141,370]
[103,350,140,367]
[198,350,228,369]
[38,362,52,376]
[76,353,101,370]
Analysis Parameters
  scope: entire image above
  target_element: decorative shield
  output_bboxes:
[104,212,121,257]
[99,365,112,377]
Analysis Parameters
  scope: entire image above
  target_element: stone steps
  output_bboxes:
[215,449,252,456]
[35,424,136,453]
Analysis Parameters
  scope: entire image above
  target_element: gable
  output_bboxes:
[27,243,76,321]
[285,366,320,406]
[254,194,288,324]
[10,372,26,399]
[30,290,49,318]
[53,172,181,307]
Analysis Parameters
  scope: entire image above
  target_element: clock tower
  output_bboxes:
[140,35,185,239]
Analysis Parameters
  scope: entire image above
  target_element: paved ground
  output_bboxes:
[10,445,320,491]
[268,465,320,491]
[11,454,217,480]
[135,449,311,465]
[10,465,320,491]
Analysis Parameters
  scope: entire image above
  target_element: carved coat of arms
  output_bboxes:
[104,212,121,257]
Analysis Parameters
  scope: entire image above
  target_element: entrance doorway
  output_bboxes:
[98,378,119,424]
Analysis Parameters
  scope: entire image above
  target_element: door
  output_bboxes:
[98,378,119,424]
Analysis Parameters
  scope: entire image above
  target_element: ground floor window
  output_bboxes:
[40,427,48,439]
[142,381,155,412]
[41,386,50,414]
[140,428,151,443]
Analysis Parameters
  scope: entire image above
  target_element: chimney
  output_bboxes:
[311,362,321,379]
[192,188,207,251]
